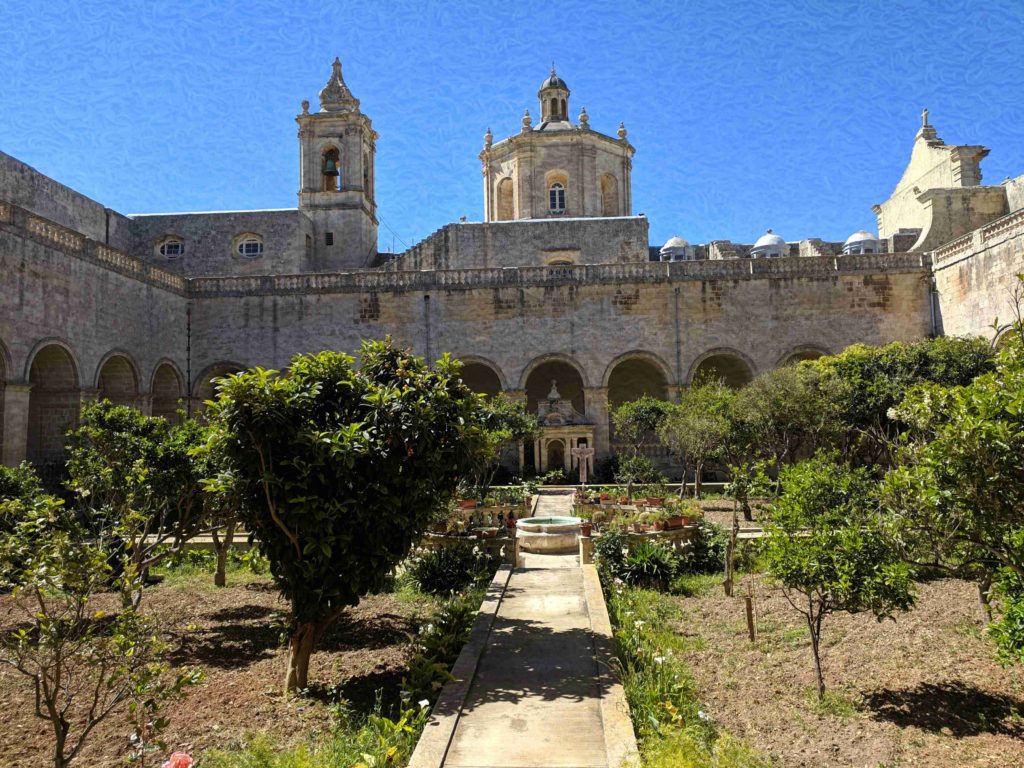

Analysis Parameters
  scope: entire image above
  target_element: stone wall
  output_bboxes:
[189,254,933,460]
[128,209,315,276]
[0,202,188,465]
[385,216,650,271]
[932,207,1024,338]
[0,151,135,249]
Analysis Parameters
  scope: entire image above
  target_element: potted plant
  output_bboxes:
[591,509,607,531]
[458,499,478,510]
[580,521,593,537]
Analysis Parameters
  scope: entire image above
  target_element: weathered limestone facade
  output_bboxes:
[1,61,1023,477]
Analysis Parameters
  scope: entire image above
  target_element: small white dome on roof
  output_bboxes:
[753,229,786,249]
[662,236,690,250]
[844,230,878,246]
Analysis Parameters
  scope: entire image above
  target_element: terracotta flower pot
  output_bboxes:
[665,515,684,530]
[580,522,593,537]
[646,497,665,507]
[459,499,477,510]
[654,521,665,531]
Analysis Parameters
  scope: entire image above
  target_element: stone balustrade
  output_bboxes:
[1,197,939,300]
[932,206,1024,267]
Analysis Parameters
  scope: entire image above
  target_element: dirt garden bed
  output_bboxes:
[672,576,1024,767]
[0,569,436,767]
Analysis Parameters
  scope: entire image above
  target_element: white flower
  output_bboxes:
[634,620,645,628]
[419,699,430,709]
[653,656,665,664]
[698,710,710,721]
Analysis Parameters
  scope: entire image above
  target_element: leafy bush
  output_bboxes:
[403,591,479,704]
[678,519,727,575]
[622,540,677,590]
[595,528,628,582]
[407,543,493,597]
[0,462,41,503]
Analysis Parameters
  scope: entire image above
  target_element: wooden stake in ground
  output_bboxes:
[745,581,757,642]
[724,510,738,597]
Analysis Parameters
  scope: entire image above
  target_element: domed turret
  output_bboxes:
[659,236,692,261]
[538,67,570,123]
[842,229,880,255]
[750,229,788,258]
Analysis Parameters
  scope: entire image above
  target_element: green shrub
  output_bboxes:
[407,543,492,596]
[678,519,727,574]
[403,591,479,704]
[595,529,628,582]
[622,540,677,590]
[0,462,41,503]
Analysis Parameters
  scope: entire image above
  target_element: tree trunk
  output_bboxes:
[808,610,825,700]
[284,622,318,693]
[978,574,994,624]
[695,461,704,499]
[213,520,236,588]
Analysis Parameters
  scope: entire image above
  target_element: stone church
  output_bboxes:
[2,59,1023,481]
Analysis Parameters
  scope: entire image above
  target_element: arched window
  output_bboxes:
[600,174,619,217]
[560,98,566,117]
[497,178,514,221]
[550,97,558,118]
[156,236,184,259]
[549,182,566,215]
[234,234,264,258]
[322,147,340,192]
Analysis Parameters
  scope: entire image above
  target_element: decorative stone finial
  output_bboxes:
[484,127,493,148]
[579,106,589,128]
[319,56,359,112]
[916,107,939,142]
[617,121,627,140]
[766,228,773,234]
[921,107,929,127]
[547,379,561,400]
[522,109,532,132]
[301,100,310,115]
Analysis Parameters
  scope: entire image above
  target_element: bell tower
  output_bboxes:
[297,57,378,269]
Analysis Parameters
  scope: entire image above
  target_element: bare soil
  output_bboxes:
[696,497,769,530]
[674,576,1024,767]
[0,570,434,767]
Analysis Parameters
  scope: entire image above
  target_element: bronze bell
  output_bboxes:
[323,157,339,176]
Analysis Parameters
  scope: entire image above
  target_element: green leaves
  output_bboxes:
[205,340,489,633]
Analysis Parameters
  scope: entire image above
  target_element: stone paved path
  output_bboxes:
[440,490,619,768]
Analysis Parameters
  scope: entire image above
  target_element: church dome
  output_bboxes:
[751,229,787,258]
[659,236,692,261]
[843,230,878,246]
[540,71,569,92]
[753,230,786,249]
[842,229,880,255]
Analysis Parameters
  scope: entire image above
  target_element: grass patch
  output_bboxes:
[604,581,768,767]
[807,689,858,719]
[671,573,719,598]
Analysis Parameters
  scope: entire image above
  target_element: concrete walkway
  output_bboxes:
[410,490,638,768]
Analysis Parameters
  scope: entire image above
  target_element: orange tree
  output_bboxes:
[205,341,488,692]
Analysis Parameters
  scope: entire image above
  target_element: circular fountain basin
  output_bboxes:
[516,516,582,553]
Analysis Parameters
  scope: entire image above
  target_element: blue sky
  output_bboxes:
[2,0,1021,250]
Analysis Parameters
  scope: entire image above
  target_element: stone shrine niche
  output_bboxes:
[532,378,594,475]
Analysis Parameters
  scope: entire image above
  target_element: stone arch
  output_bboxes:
[993,324,1018,351]
[322,145,341,192]
[544,169,568,215]
[605,352,672,448]
[688,348,755,389]
[496,177,514,221]
[151,361,185,424]
[520,354,588,416]
[26,340,80,469]
[193,361,246,409]
[95,352,141,407]
[600,173,619,217]
[458,356,507,397]
[775,345,830,367]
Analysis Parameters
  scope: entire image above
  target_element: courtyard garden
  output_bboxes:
[3,322,1024,767]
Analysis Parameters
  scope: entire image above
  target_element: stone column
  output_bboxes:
[139,394,153,417]
[585,386,611,463]
[2,383,31,466]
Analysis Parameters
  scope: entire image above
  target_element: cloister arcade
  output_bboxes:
[0,336,834,476]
